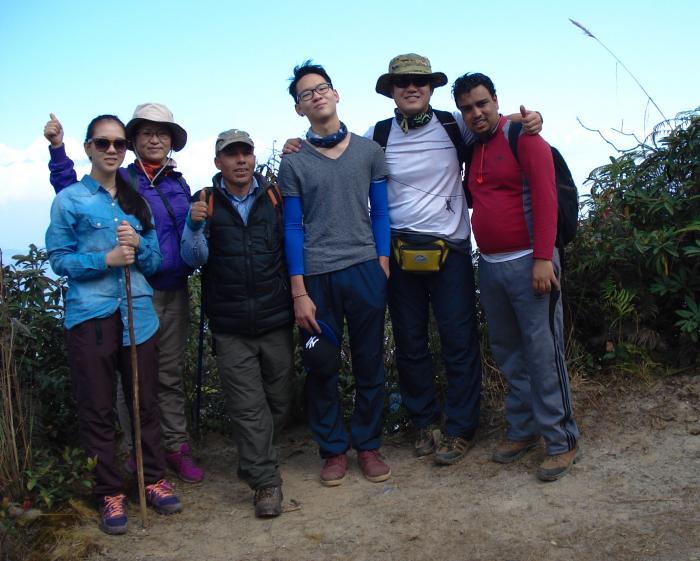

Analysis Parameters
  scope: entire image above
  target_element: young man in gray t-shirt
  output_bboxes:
[278,61,392,487]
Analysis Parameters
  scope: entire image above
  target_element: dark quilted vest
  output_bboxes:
[201,174,292,335]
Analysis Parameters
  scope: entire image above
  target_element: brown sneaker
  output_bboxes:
[536,445,581,481]
[414,424,442,457]
[492,436,540,464]
[320,454,347,486]
[434,435,474,465]
[357,450,391,483]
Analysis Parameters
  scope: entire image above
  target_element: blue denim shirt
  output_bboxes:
[46,175,162,345]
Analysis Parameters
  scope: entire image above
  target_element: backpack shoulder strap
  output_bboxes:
[434,109,470,166]
[266,182,284,231]
[266,182,283,209]
[372,118,394,150]
[506,120,523,163]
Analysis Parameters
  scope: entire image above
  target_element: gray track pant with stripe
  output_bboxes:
[479,250,579,455]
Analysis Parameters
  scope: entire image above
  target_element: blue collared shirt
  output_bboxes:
[219,176,260,226]
[46,175,162,345]
[180,176,259,268]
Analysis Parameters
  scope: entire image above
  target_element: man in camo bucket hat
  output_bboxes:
[367,53,543,466]
[44,103,204,483]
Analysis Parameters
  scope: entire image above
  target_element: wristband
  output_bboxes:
[293,292,308,300]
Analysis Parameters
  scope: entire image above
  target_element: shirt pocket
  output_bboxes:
[80,216,118,253]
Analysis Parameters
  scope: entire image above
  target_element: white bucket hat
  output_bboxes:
[125,102,187,151]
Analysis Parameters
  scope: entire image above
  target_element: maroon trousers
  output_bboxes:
[66,312,165,497]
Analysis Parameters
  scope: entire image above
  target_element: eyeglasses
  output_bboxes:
[297,82,332,103]
[138,129,171,140]
[88,138,128,153]
[393,75,431,89]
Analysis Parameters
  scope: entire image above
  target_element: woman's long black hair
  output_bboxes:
[85,115,154,234]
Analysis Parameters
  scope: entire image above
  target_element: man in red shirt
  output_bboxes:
[453,72,580,481]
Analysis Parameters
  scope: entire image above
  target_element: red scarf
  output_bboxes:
[135,160,172,182]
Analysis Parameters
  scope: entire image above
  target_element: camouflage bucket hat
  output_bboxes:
[375,53,448,98]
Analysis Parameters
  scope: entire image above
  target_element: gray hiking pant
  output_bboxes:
[478,250,579,455]
[213,326,294,489]
[116,287,190,453]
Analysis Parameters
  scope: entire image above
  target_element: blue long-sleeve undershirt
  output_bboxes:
[283,196,305,276]
[369,179,390,257]
[283,179,391,277]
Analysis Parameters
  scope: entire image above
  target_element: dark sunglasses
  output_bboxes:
[88,138,128,153]
[393,75,431,89]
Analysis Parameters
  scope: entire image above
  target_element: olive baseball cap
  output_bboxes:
[215,129,255,155]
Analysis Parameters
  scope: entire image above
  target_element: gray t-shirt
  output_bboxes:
[278,133,388,275]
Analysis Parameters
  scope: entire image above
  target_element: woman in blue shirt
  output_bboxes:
[46,115,183,535]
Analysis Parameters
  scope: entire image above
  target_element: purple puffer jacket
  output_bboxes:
[48,145,194,291]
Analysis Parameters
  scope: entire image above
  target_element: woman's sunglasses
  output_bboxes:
[88,138,128,153]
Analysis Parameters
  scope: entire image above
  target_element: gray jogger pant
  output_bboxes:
[213,327,294,489]
[478,251,579,455]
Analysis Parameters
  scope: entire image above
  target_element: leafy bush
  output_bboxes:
[566,109,700,370]
[1,247,92,508]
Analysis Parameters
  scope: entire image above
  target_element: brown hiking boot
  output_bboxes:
[320,454,347,486]
[492,436,540,464]
[357,450,391,483]
[536,445,581,481]
[434,435,474,465]
[414,424,442,457]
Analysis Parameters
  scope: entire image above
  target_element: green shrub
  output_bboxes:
[566,109,700,370]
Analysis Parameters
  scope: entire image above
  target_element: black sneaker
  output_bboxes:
[434,435,474,465]
[414,425,442,457]
[254,485,283,518]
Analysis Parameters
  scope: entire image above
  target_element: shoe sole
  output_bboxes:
[320,474,346,487]
[414,446,435,458]
[362,469,391,483]
[100,521,128,535]
[433,453,467,466]
[536,450,582,482]
[492,440,540,464]
[255,509,282,518]
[174,473,204,484]
[150,503,183,515]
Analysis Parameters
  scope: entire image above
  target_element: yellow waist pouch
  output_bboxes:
[392,238,449,273]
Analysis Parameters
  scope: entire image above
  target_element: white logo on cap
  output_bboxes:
[305,336,319,349]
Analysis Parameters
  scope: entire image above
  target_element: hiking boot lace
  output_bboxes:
[146,479,174,500]
[103,494,126,518]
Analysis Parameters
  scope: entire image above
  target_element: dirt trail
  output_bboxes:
[80,376,699,561]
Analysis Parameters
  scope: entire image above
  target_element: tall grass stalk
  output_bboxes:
[0,252,31,500]
[570,18,669,124]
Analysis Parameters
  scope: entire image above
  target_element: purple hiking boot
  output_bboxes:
[166,443,204,483]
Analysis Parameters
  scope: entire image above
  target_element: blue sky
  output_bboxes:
[1,0,698,256]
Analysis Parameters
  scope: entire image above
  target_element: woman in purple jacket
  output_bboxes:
[44,104,203,483]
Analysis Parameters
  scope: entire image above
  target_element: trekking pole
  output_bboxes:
[194,281,205,436]
[193,189,210,437]
[124,265,148,528]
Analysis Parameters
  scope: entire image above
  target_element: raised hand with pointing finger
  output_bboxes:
[44,113,64,148]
